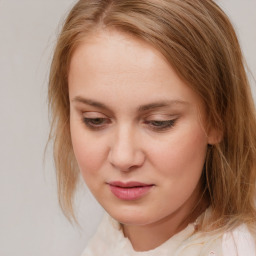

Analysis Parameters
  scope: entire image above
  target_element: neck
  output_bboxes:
[122,194,208,252]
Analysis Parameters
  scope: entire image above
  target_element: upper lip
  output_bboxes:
[108,181,153,188]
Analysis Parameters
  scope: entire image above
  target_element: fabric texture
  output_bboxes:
[81,210,255,256]
[222,224,256,256]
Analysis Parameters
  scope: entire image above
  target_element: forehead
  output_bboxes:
[69,29,169,80]
[68,29,204,112]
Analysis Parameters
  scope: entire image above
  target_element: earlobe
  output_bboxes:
[207,127,223,145]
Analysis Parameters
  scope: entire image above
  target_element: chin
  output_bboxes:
[105,206,158,226]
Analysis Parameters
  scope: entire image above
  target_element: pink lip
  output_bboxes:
[108,181,154,201]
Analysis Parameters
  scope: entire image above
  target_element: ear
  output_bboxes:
[207,126,223,145]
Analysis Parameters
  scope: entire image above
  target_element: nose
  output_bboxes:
[108,125,145,171]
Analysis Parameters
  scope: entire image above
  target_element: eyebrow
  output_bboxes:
[72,96,110,110]
[137,101,188,112]
[72,96,188,112]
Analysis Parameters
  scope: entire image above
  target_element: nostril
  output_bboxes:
[107,128,145,171]
[108,146,145,171]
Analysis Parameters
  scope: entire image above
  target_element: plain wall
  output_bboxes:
[0,1,255,255]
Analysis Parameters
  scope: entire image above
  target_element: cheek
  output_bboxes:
[150,125,208,180]
[70,120,107,180]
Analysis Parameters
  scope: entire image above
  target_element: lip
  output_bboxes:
[108,181,154,201]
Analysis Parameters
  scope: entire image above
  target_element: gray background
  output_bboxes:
[0,0,255,255]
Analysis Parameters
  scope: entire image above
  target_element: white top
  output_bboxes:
[81,211,255,256]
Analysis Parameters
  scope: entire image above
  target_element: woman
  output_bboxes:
[48,0,256,255]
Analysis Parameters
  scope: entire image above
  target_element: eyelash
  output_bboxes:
[82,118,110,130]
[144,119,176,131]
[82,117,177,131]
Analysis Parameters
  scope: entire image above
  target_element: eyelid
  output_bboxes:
[144,114,178,120]
[82,117,111,130]
[82,111,108,118]
[143,113,179,131]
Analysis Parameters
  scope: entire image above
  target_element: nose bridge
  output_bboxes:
[108,123,144,171]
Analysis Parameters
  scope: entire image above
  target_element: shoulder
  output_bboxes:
[222,224,256,256]
[188,224,256,256]
[188,208,256,256]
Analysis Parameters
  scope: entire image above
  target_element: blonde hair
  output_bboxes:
[48,0,256,229]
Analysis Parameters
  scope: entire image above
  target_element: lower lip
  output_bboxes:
[109,185,153,200]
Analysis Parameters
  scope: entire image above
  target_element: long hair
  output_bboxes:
[48,0,256,229]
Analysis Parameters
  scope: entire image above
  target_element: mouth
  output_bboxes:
[107,181,154,201]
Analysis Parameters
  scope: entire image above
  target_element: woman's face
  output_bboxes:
[68,30,215,226]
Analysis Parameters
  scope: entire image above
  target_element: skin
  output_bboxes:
[68,30,217,251]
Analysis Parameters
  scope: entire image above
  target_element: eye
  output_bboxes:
[144,119,176,131]
[82,117,110,130]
